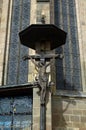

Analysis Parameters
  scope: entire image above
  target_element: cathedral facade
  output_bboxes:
[0,0,86,130]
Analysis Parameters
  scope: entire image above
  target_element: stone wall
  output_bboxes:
[0,0,3,27]
[75,0,86,91]
[0,0,12,85]
[52,95,86,130]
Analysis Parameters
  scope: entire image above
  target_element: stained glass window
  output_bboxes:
[2,1,32,127]
[7,0,31,85]
[54,0,82,90]
[0,96,32,129]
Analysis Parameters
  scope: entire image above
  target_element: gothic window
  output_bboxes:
[7,0,31,85]
[0,96,32,129]
[54,0,82,90]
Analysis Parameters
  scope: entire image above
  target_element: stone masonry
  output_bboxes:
[75,0,86,92]
[52,95,86,130]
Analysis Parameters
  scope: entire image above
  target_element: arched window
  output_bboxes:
[54,0,82,90]
[7,0,31,85]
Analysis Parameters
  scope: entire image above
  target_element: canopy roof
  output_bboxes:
[19,24,67,50]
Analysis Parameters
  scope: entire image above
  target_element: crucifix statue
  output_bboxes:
[19,24,67,130]
[26,55,51,105]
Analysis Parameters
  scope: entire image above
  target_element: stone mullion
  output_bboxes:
[75,0,86,92]
[28,0,36,82]
[1,0,13,85]
[50,0,56,94]
[0,0,11,85]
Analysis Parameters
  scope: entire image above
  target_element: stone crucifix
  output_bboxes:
[29,55,51,105]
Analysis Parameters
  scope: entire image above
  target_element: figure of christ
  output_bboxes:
[29,56,51,105]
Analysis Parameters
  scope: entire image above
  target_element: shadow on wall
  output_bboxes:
[52,82,85,130]
[52,95,76,130]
